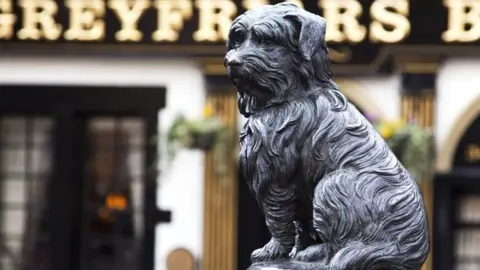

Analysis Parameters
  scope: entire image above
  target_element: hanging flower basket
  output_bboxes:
[189,131,218,151]
[160,105,232,179]
[367,114,436,183]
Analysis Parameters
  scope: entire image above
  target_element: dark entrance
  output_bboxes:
[236,171,270,270]
[434,113,480,270]
[235,101,367,270]
[0,85,169,270]
[433,172,480,270]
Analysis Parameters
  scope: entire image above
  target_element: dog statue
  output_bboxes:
[225,3,429,270]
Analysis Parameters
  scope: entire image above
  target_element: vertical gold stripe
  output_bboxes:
[216,95,222,269]
[401,91,435,270]
[203,90,238,270]
[231,93,239,270]
[203,97,213,270]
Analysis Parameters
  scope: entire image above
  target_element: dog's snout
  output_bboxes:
[226,56,243,67]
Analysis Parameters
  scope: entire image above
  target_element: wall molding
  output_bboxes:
[336,79,383,116]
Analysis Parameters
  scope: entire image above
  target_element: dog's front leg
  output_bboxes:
[251,185,296,263]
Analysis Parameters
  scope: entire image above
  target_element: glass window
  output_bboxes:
[83,117,145,269]
[0,117,53,269]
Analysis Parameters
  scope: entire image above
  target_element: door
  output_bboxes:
[434,171,480,270]
[0,85,168,270]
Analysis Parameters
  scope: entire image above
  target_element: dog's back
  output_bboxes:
[309,91,429,268]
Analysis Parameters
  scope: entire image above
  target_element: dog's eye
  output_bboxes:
[230,32,246,47]
[258,37,274,46]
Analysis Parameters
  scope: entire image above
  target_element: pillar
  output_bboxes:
[398,58,440,270]
[201,60,239,270]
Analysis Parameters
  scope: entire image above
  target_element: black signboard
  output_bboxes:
[1,0,479,73]
[454,115,480,168]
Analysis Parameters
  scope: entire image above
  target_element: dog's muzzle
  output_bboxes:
[225,55,243,75]
[225,55,246,90]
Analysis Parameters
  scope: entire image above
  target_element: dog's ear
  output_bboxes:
[284,13,326,61]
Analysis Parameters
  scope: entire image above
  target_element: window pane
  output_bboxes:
[0,117,26,146]
[1,180,26,204]
[457,195,480,223]
[0,210,25,235]
[456,263,480,270]
[83,117,145,269]
[0,117,53,268]
[1,149,26,174]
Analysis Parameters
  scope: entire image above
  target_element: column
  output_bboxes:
[399,59,439,270]
[201,61,239,270]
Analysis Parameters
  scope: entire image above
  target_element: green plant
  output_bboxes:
[369,116,436,183]
[163,106,231,178]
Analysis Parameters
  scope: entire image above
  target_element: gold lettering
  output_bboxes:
[319,0,366,43]
[283,0,304,9]
[193,0,237,42]
[466,144,480,163]
[108,0,150,42]
[64,0,105,41]
[370,0,410,43]
[443,0,480,42]
[151,0,192,42]
[242,0,268,10]
[17,0,62,40]
[0,0,16,39]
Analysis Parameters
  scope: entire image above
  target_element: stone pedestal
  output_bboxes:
[248,261,328,270]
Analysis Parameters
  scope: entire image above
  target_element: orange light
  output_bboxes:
[106,194,127,210]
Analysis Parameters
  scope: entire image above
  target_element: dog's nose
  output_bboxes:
[227,57,243,67]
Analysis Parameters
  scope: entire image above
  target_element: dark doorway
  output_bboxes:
[236,171,270,270]
[0,85,167,270]
[433,172,480,270]
[434,113,480,270]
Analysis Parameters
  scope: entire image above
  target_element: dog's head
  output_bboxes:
[225,3,331,117]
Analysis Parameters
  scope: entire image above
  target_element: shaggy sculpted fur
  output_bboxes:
[225,3,429,270]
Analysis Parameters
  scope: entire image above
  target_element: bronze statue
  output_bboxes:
[225,3,429,269]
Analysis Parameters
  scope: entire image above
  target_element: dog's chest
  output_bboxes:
[238,121,298,186]
[239,126,256,173]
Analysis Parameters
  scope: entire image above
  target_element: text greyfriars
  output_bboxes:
[0,0,477,44]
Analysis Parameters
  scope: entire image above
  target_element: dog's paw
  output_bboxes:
[288,246,298,258]
[293,244,329,262]
[251,239,290,263]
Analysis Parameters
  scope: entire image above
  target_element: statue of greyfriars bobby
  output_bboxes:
[225,3,429,270]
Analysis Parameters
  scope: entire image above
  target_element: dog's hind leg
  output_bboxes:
[327,241,409,270]
[292,170,359,263]
[312,170,428,269]
[251,185,296,263]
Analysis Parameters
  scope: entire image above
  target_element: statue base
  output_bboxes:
[248,261,328,270]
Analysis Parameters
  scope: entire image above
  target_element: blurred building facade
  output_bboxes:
[0,1,479,270]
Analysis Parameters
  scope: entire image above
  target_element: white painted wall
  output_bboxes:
[437,58,480,151]
[349,75,402,120]
[0,56,206,270]
[237,74,402,131]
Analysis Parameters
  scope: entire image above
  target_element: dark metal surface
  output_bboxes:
[226,3,430,269]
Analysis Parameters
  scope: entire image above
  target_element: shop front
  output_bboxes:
[0,0,480,270]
